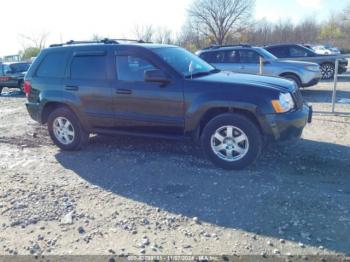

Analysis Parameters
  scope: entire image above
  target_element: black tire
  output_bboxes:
[320,63,335,80]
[0,87,3,95]
[19,81,24,93]
[282,74,301,88]
[47,107,89,151]
[201,113,262,170]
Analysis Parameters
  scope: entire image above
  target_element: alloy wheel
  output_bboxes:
[321,64,335,79]
[53,117,75,145]
[210,125,249,162]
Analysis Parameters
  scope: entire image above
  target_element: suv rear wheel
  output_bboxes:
[201,113,262,170]
[48,107,89,150]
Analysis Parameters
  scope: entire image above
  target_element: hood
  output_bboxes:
[195,71,296,93]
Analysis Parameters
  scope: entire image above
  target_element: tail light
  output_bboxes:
[24,81,31,97]
[0,77,11,81]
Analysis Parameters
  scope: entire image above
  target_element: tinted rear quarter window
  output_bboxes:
[36,52,68,78]
[70,55,107,80]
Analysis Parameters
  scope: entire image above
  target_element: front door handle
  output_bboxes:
[116,89,132,95]
[65,85,79,91]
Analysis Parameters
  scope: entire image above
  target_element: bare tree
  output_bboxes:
[19,32,49,49]
[133,25,154,42]
[154,27,173,44]
[344,4,350,20]
[188,0,255,45]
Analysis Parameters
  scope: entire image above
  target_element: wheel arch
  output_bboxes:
[41,102,90,131]
[279,72,302,86]
[195,107,264,141]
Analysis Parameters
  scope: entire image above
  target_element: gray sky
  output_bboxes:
[0,0,348,56]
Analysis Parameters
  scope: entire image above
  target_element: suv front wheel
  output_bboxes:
[201,113,262,170]
[48,107,89,150]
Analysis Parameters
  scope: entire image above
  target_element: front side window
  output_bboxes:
[238,50,261,63]
[153,47,215,78]
[71,55,107,80]
[289,46,309,57]
[223,50,239,63]
[116,55,157,82]
[36,52,68,78]
[201,51,225,63]
[268,46,288,58]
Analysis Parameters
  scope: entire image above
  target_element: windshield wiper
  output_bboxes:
[185,69,220,79]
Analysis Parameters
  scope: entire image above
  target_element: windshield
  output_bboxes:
[256,48,278,60]
[10,63,30,73]
[153,47,216,78]
[1,64,12,75]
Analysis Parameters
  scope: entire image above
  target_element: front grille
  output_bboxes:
[292,89,304,109]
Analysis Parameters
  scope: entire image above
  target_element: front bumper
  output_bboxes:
[264,104,312,142]
[26,102,42,123]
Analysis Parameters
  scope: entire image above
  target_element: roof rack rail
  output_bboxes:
[49,38,150,47]
[203,44,252,50]
[109,38,152,44]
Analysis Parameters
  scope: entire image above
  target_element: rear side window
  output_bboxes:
[36,52,68,78]
[70,55,107,80]
[200,51,225,63]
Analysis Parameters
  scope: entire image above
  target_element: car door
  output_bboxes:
[64,49,115,128]
[112,50,184,135]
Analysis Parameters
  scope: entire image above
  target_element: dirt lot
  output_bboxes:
[0,80,350,258]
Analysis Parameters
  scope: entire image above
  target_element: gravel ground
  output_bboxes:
[0,81,349,258]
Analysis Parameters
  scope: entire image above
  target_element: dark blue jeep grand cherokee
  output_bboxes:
[24,39,312,170]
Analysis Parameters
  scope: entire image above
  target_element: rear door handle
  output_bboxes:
[65,85,79,91]
[116,89,132,95]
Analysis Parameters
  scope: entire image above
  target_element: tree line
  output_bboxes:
[17,0,350,60]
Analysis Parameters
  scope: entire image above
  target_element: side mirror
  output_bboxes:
[144,69,170,84]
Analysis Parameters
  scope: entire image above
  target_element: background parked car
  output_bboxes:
[324,45,341,55]
[264,44,348,79]
[313,45,332,55]
[0,62,31,94]
[196,45,321,88]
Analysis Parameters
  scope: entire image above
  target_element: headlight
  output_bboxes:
[305,65,319,71]
[271,93,295,113]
